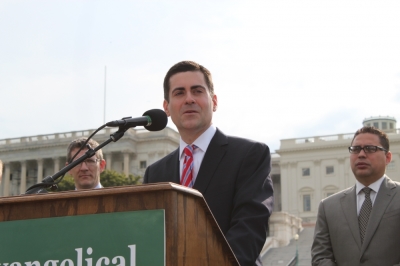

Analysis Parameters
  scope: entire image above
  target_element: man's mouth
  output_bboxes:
[184,110,197,114]
[356,162,369,168]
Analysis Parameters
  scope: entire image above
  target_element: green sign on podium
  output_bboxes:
[0,210,165,266]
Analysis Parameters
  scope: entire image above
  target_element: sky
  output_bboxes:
[1,1,400,152]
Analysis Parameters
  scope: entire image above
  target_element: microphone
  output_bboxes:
[106,109,168,131]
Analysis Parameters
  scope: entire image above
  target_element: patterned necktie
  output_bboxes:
[359,187,372,244]
[181,145,197,188]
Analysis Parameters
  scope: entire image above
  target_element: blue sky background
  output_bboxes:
[1,1,400,152]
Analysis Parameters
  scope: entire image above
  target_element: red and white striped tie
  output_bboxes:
[181,145,197,187]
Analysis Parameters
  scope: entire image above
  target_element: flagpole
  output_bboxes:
[103,66,107,124]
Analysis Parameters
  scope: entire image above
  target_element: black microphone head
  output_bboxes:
[142,109,168,131]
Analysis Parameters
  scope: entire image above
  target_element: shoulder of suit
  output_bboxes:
[385,175,400,189]
[322,186,354,202]
[217,128,269,148]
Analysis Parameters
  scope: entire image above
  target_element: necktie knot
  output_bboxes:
[362,187,372,197]
[183,145,197,162]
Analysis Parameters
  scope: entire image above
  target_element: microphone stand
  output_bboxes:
[25,127,129,194]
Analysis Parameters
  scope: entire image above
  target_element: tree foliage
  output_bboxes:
[56,169,142,191]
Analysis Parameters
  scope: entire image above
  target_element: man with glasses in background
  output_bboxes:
[312,126,400,265]
[66,137,106,190]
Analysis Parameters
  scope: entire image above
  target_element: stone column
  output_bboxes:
[105,153,112,170]
[289,162,297,215]
[280,163,289,212]
[53,157,60,173]
[338,158,345,190]
[20,161,27,194]
[314,160,321,211]
[344,158,353,188]
[123,152,130,176]
[3,162,11,196]
[37,159,44,183]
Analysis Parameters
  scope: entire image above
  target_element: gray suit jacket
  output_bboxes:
[312,176,400,266]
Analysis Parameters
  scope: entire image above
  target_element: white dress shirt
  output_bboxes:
[356,175,385,215]
[179,125,217,185]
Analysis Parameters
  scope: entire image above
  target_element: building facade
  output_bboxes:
[276,116,399,223]
[0,127,180,196]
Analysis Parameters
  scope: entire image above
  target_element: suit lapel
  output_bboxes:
[340,186,362,250]
[193,128,228,194]
[361,176,397,255]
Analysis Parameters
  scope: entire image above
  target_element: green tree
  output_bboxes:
[100,169,141,187]
[55,169,142,192]
[56,175,75,191]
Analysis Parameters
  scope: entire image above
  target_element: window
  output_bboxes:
[326,192,335,197]
[373,122,379,128]
[326,166,334,175]
[140,161,147,169]
[390,123,394,129]
[303,195,311,212]
[302,168,310,176]
[382,122,387,129]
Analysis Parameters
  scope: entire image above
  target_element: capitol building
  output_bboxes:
[0,127,180,196]
[1,116,399,250]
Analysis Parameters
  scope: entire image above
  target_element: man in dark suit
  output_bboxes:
[144,61,273,266]
[312,126,400,266]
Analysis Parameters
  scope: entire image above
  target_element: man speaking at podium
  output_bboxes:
[144,61,273,266]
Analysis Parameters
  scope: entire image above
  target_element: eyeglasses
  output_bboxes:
[348,145,388,154]
[76,158,100,167]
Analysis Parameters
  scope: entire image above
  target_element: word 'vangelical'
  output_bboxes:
[0,245,136,266]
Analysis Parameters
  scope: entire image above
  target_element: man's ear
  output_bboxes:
[386,151,392,165]
[212,94,218,112]
[163,100,170,116]
[99,160,106,173]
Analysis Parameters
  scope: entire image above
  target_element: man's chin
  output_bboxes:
[354,171,374,180]
[78,182,96,189]
[180,120,204,130]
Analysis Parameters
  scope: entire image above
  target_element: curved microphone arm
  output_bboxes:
[24,127,129,194]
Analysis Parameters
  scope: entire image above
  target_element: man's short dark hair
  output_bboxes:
[351,126,390,151]
[67,137,103,162]
[163,61,214,102]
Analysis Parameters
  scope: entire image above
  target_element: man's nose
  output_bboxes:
[185,92,195,103]
[358,149,367,157]
[80,161,89,170]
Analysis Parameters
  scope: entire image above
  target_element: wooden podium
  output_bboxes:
[0,183,239,265]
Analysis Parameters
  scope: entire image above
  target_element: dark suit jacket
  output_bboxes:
[144,128,274,266]
[312,176,400,266]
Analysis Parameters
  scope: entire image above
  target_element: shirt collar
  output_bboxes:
[95,182,103,189]
[179,125,217,160]
[75,182,103,190]
[356,175,385,194]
